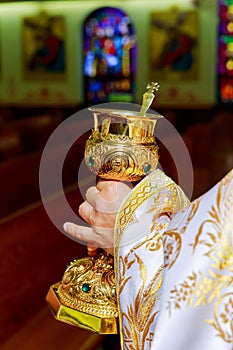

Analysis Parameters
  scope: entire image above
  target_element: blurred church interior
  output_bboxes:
[0,0,232,349]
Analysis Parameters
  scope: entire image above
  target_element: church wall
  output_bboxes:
[0,0,218,107]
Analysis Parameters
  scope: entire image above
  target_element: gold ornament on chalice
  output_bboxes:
[46,82,162,334]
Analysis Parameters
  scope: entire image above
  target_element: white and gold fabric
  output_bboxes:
[115,168,233,350]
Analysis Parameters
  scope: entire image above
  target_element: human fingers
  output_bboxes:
[79,199,115,230]
[63,222,114,251]
[96,181,119,201]
[78,201,93,224]
[86,181,131,213]
[63,222,93,243]
[97,180,132,203]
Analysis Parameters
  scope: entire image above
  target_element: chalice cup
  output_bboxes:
[85,107,162,182]
[46,84,162,335]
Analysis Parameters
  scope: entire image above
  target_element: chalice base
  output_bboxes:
[46,283,118,334]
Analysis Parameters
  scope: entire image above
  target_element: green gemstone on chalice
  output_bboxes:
[87,156,94,167]
[144,163,151,174]
[82,283,92,293]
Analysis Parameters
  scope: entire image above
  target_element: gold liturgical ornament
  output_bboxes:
[46,82,162,334]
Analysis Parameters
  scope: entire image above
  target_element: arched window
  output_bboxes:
[83,6,137,103]
[218,0,233,103]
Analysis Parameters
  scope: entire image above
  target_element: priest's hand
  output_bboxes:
[63,180,131,255]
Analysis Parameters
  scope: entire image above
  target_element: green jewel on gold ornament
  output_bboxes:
[82,283,92,293]
[87,156,94,167]
[144,163,151,174]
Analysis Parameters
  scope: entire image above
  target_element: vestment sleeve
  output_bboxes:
[114,169,189,349]
[114,168,233,350]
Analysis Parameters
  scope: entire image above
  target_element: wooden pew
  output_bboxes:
[0,186,104,349]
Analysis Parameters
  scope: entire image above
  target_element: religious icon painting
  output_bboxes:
[22,11,66,80]
[149,7,199,82]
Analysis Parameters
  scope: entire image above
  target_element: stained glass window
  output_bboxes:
[218,0,233,102]
[83,7,137,103]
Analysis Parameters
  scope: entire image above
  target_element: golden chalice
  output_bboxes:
[46,82,162,334]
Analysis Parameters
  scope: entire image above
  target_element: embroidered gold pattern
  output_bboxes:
[114,170,190,349]
[163,231,182,269]
[146,184,178,229]
[115,171,177,294]
[118,222,168,294]
[167,170,233,345]
[162,199,200,270]
[115,170,176,251]
[122,266,163,350]
[206,293,233,344]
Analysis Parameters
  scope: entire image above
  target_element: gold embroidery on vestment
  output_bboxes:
[167,170,233,344]
[121,266,163,350]
[114,170,190,348]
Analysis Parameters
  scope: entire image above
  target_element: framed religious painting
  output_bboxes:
[22,11,66,80]
[149,7,199,83]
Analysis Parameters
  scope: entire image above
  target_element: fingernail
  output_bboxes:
[63,222,69,231]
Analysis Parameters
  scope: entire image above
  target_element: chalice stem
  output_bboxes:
[87,244,99,257]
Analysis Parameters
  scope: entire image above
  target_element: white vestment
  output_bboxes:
[114,168,233,350]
